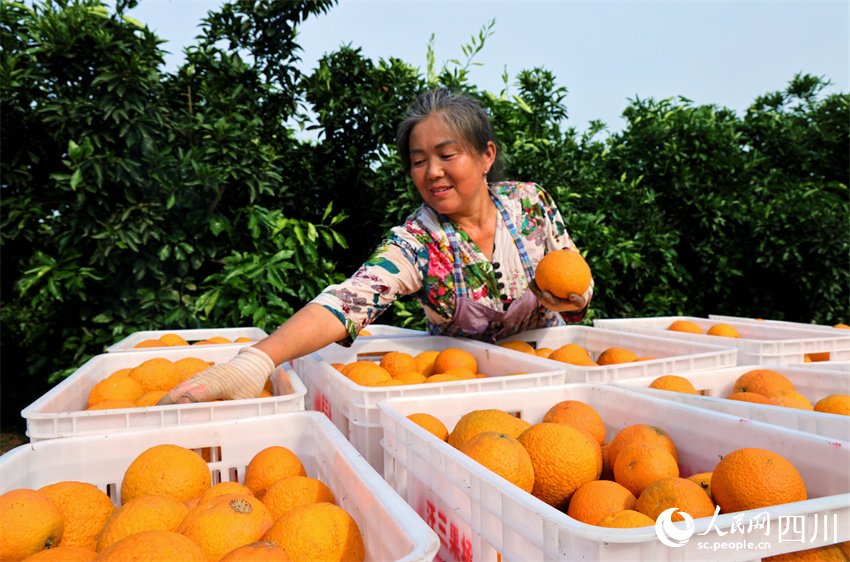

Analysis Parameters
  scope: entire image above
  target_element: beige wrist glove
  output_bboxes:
[157,347,275,405]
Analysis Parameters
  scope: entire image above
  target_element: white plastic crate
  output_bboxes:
[788,361,850,373]
[0,412,440,562]
[497,325,738,381]
[294,335,567,474]
[378,384,850,562]
[106,327,268,352]
[594,316,850,365]
[709,314,850,332]
[359,324,428,337]
[611,365,850,440]
[22,346,306,442]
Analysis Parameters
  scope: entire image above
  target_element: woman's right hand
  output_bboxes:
[529,279,590,313]
[157,346,275,405]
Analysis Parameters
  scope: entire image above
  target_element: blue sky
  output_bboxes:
[128,0,849,136]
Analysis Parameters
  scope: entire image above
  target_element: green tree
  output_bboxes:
[0,0,347,430]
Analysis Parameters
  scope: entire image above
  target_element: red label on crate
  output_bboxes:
[314,391,332,422]
[414,482,473,562]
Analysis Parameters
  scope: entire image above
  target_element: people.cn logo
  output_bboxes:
[655,508,697,547]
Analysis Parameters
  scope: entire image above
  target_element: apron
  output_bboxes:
[433,190,543,344]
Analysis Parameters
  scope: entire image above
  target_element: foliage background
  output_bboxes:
[2,0,848,432]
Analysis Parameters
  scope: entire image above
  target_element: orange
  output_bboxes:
[516,423,599,510]
[566,480,637,526]
[379,352,418,376]
[340,360,373,376]
[806,352,831,362]
[344,362,392,386]
[22,546,97,561]
[763,542,850,561]
[219,541,291,562]
[243,446,307,500]
[330,363,346,373]
[134,390,168,407]
[688,472,713,499]
[648,375,698,395]
[357,329,372,336]
[535,348,554,358]
[38,482,115,551]
[834,324,850,330]
[596,347,638,365]
[667,320,703,334]
[711,448,806,513]
[133,339,166,349]
[85,399,135,411]
[393,371,427,385]
[423,373,462,384]
[733,369,794,397]
[548,344,596,366]
[635,477,716,522]
[87,376,145,408]
[599,442,615,481]
[178,493,273,562]
[433,348,477,375]
[534,249,592,299]
[448,409,531,449]
[541,400,605,445]
[128,358,180,392]
[262,503,364,562]
[159,333,190,346]
[120,444,211,505]
[414,350,440,377]
[768,389,814,410]
[173,357,213,383]
[440,366,477,380]
[192,340,216,345]
[93,530,206,561]
[814,395,850,416]
[497,340,536,354]
[206,336,232,344]
[235,337,253,343]
[368,378,405,387]
[107,368,131,378]
[423,373,461,383]
[596,509,655,528]
[707,323,740,338]
[0,488,64,561]
[726,392,776,405]
[407,413,449,441]
[262,476,335,521]
[96,495,189,552]
[459,432,535,493]
[197,482,254,504]
[613,442,679,497]
[607,424,679,468]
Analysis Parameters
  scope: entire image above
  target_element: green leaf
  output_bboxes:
[70,169,83,190]
[121,15,144,29]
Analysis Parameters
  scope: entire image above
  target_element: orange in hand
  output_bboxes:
[534,249,592,299]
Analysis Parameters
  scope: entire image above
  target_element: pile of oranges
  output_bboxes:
[668,319,741,338]
[407,399,813,530]
[0,443,363,562]
[646,370,850,415]
[132,334,254,349]
[85,357,276,411]
[331,348,527,387]
[498,340,653,367]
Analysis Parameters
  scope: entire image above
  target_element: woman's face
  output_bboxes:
[408,115,496,218]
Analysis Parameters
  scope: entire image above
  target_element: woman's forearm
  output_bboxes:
[252,303,349,366]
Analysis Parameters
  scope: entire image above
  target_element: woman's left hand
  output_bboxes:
[529,279,589,313]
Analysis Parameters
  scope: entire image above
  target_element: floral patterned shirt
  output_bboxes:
[310,182,593,343]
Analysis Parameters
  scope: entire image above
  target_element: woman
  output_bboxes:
[159,88,592,405]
